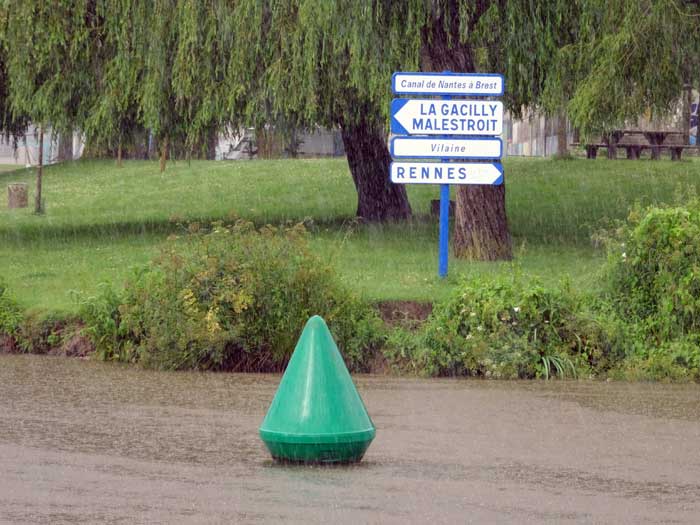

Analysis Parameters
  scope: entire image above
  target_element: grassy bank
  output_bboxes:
[1,157,700,312]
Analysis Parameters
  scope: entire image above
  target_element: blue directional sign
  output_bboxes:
[389,70,506,280]
[392,72,504,96]
[390,162,503,186]
[390,137,502,159]
[391,99,503,136]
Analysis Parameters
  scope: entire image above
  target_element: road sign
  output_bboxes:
[391,99,503,136]
[392,72,504,96]
[390,137,502,159]
[389,70,506,280]
[390,162,503,185]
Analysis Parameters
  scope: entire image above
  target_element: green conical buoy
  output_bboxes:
[259,315,375,463]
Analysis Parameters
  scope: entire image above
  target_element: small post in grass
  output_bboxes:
[8,183,28,209]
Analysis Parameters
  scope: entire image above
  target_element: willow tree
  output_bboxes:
[0,10,28,148]
[135,0,183,171]
[136,0,232,170]
[562,0,700,137]
[416,1,591,258]
[225,1,586,257]
[83,0,147,166]
[4,1,98,213]
[170,0,232,160]
[226,1,419,221]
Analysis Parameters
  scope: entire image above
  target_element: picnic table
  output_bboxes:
[575,130,698,160]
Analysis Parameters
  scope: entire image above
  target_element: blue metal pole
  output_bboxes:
[439,79,453,279]
[438,183,450,278]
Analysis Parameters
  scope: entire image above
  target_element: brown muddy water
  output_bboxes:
[1,355,700,524]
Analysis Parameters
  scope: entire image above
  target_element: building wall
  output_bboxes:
[503,110,572,157]
[217,126,344,160]
[504,90,699,157]
[0,126,84,166]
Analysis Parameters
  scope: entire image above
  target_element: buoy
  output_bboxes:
[259,315,376,463]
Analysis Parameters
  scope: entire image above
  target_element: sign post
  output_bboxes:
[438,180,450,278]
[439,94,453,280]
[390,71,504,278]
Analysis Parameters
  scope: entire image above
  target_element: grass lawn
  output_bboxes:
[1,156,699,313]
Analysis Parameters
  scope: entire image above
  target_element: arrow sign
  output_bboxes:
[390,137,502,159]
[393,72,504,96]
[390,162,503,185]
[391,99,503,136]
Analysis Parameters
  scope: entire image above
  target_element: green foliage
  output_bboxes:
[1,0,697,163]
[0,31,28,143]
[382,326,423,375]
[73,284,128,362]
[3,1,98,132]
[227,0,582,130]
[383,204,700,381]
[169,0,231,154]
[594,200,700,381]
[93,220,383,371]
[563,0,700,136]
[604,201,700,341]
[615,338,700,382]
[0,278,23,335]
[82,0,145,155]
[407,276,611,379]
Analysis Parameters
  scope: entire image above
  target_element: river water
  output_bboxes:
[1,355,699,524]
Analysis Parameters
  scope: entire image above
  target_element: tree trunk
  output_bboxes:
[556,113,569,157]
[35,127,44,214]
[159,136,168,172]
[419,3,511,260]
[682,83,691,145]
[117,140,123,168]
[256,126,272,159]
[453,184,511,260]
[340,119,411,221]
[57,128,73,162]
[207,128,218,160]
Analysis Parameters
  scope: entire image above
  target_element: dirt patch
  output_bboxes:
[377,300,433,330]
[2,317,95,358]
[0,333,19,354]
[55,332,94,358]
[366,349,396,375]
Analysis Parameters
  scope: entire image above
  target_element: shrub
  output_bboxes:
[382,327,423,374]
[604,202,700,341]
[73,283,129,361]
[99,220,383,371]
[613,338,700,382]
[0,279,24,336]
[414,276,613,379]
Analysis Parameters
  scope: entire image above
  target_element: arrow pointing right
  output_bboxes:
[390,162,503,185]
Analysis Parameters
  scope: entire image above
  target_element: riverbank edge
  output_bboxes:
[3,303,699,384]
[0,300,433,372]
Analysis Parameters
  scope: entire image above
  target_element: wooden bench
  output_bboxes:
[617,131,649,159]
[661,132,699,161]
[574,131,627,159]
[571,142,608,159]
[574,130,699,161]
